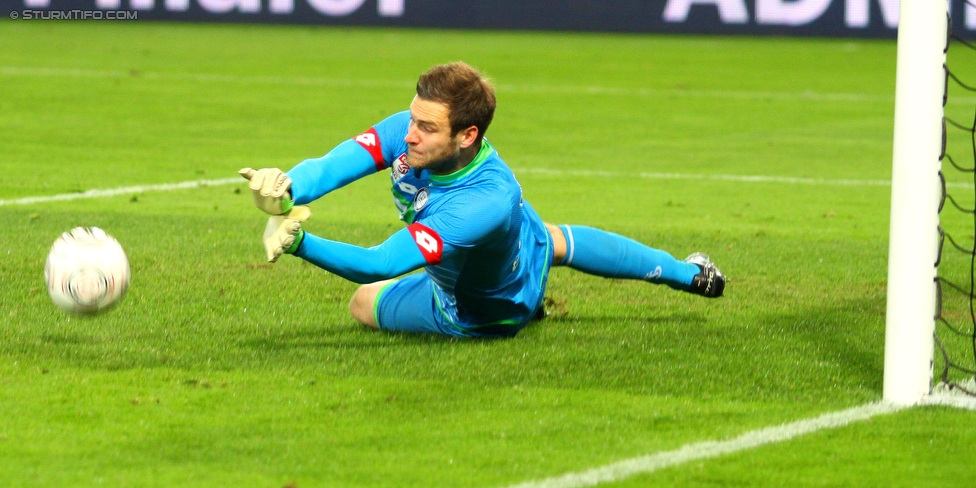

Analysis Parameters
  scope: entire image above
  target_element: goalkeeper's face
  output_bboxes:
[405,96,473,175]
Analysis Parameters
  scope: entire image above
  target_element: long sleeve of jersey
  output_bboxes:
[295,227,445,284]
[286,139,378,205]
[287,112,410,205]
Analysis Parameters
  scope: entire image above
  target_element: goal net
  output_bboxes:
[885,0,976,408]
[934,12,976,402]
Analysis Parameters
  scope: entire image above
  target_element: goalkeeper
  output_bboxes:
[240,62,725,338]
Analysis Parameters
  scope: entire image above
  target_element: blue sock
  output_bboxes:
[558,225,699,290]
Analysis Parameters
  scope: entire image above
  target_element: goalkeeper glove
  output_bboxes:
[239,167,295,215]
[263,205,312,263]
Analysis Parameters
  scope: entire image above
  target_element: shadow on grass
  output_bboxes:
[235,323,477,352]
[533,310,709,327]
[768,296,886,397]
[11,292,886,404]
[236,307,711,353]
[39,332,106,346]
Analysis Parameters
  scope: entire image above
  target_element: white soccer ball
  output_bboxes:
[44,227,130,315]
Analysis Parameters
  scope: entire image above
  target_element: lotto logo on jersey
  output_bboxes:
[354,127,385,171]
[407,222,443,265]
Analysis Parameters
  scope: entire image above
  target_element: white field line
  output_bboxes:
[2,170,971,208]
[0,177,241,207]
[514,167,976,190]
[926,380,976,410]
[506,401,906,488]
[7,65,975,105]
[922,394,976,410]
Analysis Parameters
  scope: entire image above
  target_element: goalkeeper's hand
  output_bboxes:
[263,205,312,263]
[239,167,295,215]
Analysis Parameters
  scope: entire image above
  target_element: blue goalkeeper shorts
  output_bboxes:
[374,273,543,339]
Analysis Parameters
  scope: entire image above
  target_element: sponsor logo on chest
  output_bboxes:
[392,153,410,181]
[413,187,430,212]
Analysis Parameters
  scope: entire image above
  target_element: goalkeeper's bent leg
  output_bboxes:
[349,279,397,328]
[549,224,699,291]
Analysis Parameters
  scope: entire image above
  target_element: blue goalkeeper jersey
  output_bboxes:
[287,111,553,327]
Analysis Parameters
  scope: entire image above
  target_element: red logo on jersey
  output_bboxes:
[407,222,443,265]
[354,127,385,171]
[393,153,410,180]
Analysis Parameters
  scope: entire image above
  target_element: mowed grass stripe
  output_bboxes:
[4,64,961,105]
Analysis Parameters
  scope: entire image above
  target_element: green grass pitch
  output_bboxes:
[1,20,975,487]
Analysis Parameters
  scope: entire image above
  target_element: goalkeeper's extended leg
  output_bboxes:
[546,224,725,298]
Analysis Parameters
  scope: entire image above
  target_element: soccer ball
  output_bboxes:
[44,227,130,315]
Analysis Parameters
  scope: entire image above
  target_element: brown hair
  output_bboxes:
[416,62,496,143]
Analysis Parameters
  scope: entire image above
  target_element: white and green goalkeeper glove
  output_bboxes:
[263,205,312,263]
[239,167,295,215]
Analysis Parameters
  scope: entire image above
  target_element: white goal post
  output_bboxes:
[883,0,948,406]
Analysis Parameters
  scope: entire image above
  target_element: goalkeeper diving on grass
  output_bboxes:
[240,62,725,338]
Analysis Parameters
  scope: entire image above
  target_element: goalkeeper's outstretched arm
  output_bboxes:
[294,228,437,284]
[239,139,380,215]
[286,139,381,205]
